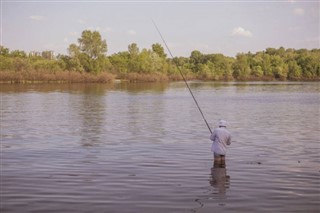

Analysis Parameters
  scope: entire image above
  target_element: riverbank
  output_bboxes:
[0,70,116,84]
[3,68,320,84]
[1,70,318,84]
[0,70,207,84]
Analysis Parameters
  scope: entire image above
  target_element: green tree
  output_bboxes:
[0,46,10,56]
[250,53,264,77]
[152,43,167,58]
[66,30,109,73]
[287,60,302,80]
[271,55,288,80]
[67,44,84,72]
[205,54,233,80]
[233,53,251,80]
[296,51,319,79]
[78,30,107,59]
[128,43,140,56]
[10,50,27,58]
[128,43,140,72]
[109,51,130,74]
[68,44,81,57]
[261,53,273,78]
[198,63,212,79]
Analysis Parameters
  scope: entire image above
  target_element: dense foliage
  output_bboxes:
[1,30,319,82]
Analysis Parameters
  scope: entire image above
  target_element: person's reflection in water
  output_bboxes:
[209,161,230,204]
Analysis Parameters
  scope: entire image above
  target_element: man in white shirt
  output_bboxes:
[210,120,231,167]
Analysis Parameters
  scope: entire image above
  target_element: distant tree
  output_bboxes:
[250,53,264,77]
[68,44,81,57]
[1,41,319,81]
[265,47,278,56]
[198,63,212,79]
[10,50,27,58]
[205,53,233,80]
[296,51,319,79]
[287,60,302,80]
[66,30,110,73]
[261,53,273,78]
[152,43,167,58]
[109,51,130,74]
[78,30,107,59]
[271,55,288,80]
[190,50,203,65]
[0,46,10,56]
[128,43,140,72]
[172,56,189,67]
[233,53,251,80]
[128,43,140,56]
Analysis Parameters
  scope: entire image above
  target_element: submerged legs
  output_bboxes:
[214,153,226,168]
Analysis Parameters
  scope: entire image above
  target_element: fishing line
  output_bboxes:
[152,20,212,134]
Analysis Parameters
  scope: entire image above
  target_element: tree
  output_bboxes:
[190,50,203,65]
[271,55,288,80]
[205,54,233,80]
[10,50,27,58]
[233,53,251,80]
[128,43,140,72]
[78,30,107,59]
[109,51,130,74]
[296,51,319,79]
[128,43,139,56]
[287,60,302,80]
[68,43,81,57]
[250,53,264,77]
[152,43,166,58]
[66,30,109,73]
[0,46,10,56]
[261,53,273,78]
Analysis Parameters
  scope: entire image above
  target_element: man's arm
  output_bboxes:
[226,135,231,145]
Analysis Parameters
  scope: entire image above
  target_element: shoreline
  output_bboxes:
[1,78,319,84]
[1,70,319,84]
[1,69,319,84]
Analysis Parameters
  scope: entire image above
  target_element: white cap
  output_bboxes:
[218,120,227,127]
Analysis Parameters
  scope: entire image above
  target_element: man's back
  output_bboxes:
[210,127,231,155]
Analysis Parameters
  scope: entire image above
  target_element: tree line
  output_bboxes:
[0,30,319,83]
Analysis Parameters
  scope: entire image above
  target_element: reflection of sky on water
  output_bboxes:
[1,82,319,213]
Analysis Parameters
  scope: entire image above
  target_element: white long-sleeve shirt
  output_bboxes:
[210,127,231,155]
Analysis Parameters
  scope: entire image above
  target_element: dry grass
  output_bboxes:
[124,72,169,82]
[168,73,197,81]
[0,70,115,83]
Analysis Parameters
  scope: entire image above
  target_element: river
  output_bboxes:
[1,81,319,212]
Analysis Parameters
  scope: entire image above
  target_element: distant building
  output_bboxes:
[29,51,42,57]
[42,51,55,60]
[29,50,55,59]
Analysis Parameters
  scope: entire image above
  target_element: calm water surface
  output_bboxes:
[1,82,319,212]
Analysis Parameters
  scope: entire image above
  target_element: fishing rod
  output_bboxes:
[152,20,212,134]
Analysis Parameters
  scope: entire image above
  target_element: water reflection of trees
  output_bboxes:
[0,83,115,93]
[68,85,108,147]
[115,82,168,94]
[126,92,165,140]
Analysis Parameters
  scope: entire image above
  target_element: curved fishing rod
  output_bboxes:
[152,20,212,134]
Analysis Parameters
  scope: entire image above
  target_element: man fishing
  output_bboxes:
[153,22,231,164]
[210,120,231,167]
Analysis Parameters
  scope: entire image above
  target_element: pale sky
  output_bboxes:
[1,0,319,57]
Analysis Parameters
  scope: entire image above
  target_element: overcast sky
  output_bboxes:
[1,0,319,57]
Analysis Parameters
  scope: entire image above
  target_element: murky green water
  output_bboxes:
[1,82,319,212]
